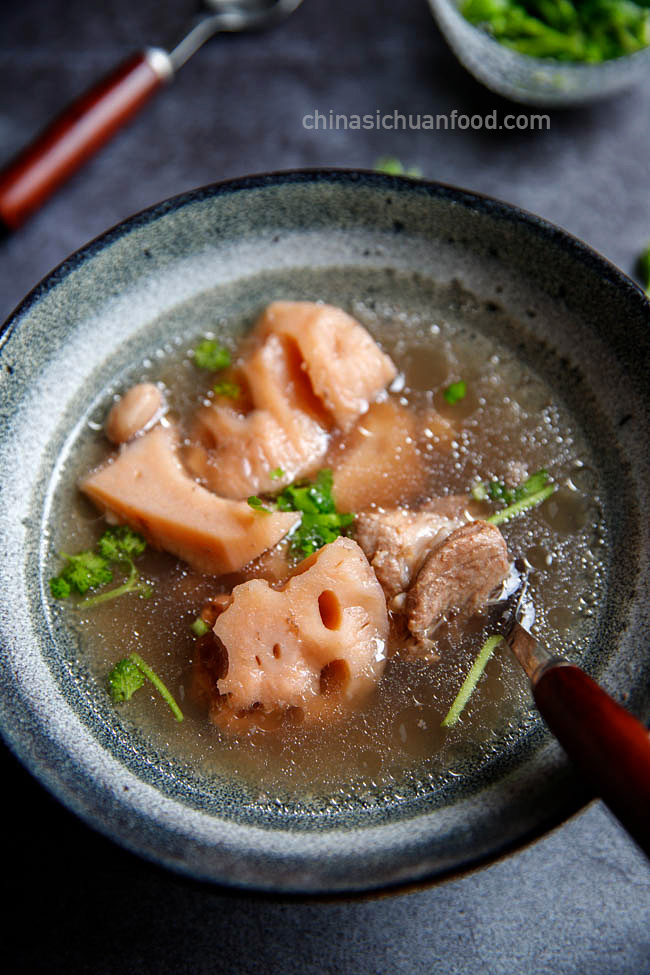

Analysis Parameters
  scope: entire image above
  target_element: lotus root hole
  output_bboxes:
[318,589,342,630]
[320,659,350,696]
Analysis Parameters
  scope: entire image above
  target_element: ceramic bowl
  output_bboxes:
[0,171,648,894]
[428,0,650,106]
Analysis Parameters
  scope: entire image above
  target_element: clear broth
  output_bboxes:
[49,286,606,804]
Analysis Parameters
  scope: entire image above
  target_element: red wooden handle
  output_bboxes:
[534,663,650,855]
[0,49,171,230]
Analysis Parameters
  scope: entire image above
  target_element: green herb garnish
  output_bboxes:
[471,468,555,524]
[638,244,650,296]
[461,0,650,63]
[107,657,145,702]
[269,467,285,480]
[247,469,354,557]
[472,468,551,504]
[97,524,146,562]
[191,616,211,637]
[49,526,152,609]
[49,550,113,598]
[193,339,231,372]
[247,495,272,513]
[441,634,504,727]
[212,380,240,399]
[486,484,556,526]
[375,157,423,179]
[108,652,183,722]
[443,380,467,405]
[278,469,355,557]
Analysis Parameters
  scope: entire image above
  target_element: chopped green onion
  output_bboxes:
[193,339,231,372]
[486,484,556,526]
[443,380,467,405]
[212,380,240,398]
[441,635,504,727]
[191,617,211,637]
[269,467,285,480]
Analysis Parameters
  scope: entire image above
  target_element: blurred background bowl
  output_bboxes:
[428,0,650,106]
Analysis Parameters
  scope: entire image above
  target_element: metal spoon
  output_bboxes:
[497,561,650,856]
[0,0,304,231]
[170,0,304,71]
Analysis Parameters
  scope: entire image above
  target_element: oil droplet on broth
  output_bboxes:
[540,486,590,533]
[50,294,607,802]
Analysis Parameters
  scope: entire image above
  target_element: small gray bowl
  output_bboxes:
[0,171,648,895]
[428,0,650,106]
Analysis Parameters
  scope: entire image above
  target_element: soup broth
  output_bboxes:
[46,272,606,807]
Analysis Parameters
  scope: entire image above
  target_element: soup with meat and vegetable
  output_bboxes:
[46,282,605,803]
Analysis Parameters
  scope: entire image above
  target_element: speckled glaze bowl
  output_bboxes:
[0,171,648,894]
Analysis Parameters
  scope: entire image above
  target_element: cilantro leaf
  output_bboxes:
[247,495,272,513]
[472,468,550,506]
[443,380,467,405]
[518,469,549,498]
[246,469,354,558]
[55,550,113,595]
[375,157,423,179]
[50,526,151,609]
[107,652,183,722]
[471,468,555,524]
[193,339,231,372]
[191,616,211,637]
[292,510,355,557]
[276,469,354,558]
[442,635,504,727]
[637,244,650,296]
[486,484,555,526]
[461,0,650,63]
[49,576,71,599]
[108,657,146,702]
[212,380,240,399]
[97,525,146,562]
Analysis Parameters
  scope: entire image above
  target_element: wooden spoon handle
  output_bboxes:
[533,662,650,855]
[0,49,172,230]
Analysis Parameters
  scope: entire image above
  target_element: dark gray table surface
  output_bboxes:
[1,1,648,972]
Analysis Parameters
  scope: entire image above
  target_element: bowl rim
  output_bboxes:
[1,169,648,895]
[2,168,648,343]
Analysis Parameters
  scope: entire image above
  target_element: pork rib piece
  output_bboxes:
[354,496,471,602]
[406,520,509,640]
